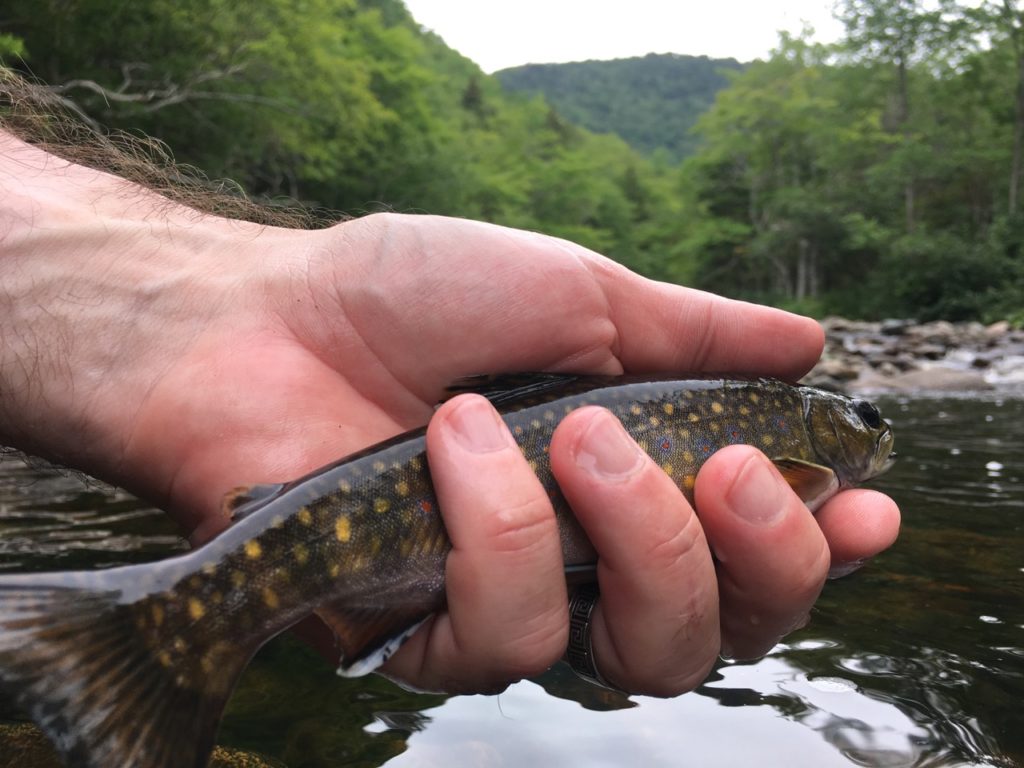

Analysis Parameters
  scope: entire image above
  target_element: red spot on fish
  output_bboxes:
[418,499,434,514]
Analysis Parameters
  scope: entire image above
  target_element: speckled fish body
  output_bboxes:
[0,374,895,768]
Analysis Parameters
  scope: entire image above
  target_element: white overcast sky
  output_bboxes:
[401,1,845,73]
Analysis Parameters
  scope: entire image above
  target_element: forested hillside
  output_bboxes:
[2,0,1023,324]
[0,0,678,271]
[496,54,744,159]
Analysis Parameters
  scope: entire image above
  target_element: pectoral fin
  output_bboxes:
[771,458,840,512]
[316,603,434,677]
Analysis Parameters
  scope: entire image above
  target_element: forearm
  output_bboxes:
[0,131,257,479]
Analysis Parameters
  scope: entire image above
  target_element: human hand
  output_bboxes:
[0,135,900,695]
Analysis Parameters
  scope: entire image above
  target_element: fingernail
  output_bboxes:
[725,454,786,525]
[574,410,645,481]
[446,396,513,453]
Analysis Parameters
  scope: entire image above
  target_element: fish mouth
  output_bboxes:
[876,432,897,475]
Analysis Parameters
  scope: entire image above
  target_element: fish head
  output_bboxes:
[799,387,896,488]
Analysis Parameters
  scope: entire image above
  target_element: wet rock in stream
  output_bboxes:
[802,318,1024,394]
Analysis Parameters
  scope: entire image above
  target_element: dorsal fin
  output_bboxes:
[443,373,585,406]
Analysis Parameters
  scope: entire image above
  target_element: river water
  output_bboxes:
[0,393,1021,767]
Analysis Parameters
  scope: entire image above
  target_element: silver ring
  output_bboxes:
[565,584,625,693]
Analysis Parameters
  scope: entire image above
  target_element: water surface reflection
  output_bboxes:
[0,394,1020,767]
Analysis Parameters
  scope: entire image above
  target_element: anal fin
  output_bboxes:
[315,603,434,677]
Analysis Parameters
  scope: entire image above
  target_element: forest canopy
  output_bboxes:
[2,0,1022,323]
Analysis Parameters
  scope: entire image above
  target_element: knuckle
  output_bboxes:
[642,510,705,573]
[489,610,568,680]
[483,497,559,556]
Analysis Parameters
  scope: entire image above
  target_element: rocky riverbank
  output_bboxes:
[801,318,1024,394]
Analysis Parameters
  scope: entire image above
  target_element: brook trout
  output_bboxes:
[0,374,895,768]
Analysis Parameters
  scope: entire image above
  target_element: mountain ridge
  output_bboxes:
[495,52,745,160]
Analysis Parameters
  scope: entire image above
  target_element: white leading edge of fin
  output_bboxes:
[335,617,431,678]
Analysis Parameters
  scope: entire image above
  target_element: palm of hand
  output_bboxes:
[126,214,820,537]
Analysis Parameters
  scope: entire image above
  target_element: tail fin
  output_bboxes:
[0,572,251,768]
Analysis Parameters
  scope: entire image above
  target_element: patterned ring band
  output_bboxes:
[564,584,626,693]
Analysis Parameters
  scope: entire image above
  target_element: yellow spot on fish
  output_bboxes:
[684,475,696,491]
[545,410,555,421]
[297,507,312,526]
[335,516,352,542]
[683,450,695,464]
[662,462,674,476]
[564,404,574,414]
[151,604,165,627]
[211,591,224,605]
[374,498,390,514]
[761,435,775,448]
[410,456,423,471]
[739,405,750,416]
[711,401,724,414]
[262,588,279,609]
[531,419,542,429]
[244,540,262,560]
[631,405,642,416]
[293,543,310,565]
[689,413,700,422]
[188,599,206,621]
[528,459,539,472]
[395,480,410,497]
[271,515,285,529]
[663,403,674,415]
[749,392,760,404]
[649,416,660,427]
[158,651,173,668]
[231,570,246,588]
[201,562,216,576]
[338,480,352,493]
[201,654,215,674]
[684,390,695,399]
[173,636,187,653]
[329,562,341,578]
[710,422,721,434]
[373,461,386,473]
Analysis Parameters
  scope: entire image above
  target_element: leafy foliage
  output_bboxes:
[2,0,1023,322]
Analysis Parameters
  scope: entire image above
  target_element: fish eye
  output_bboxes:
[854,399,882,429]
